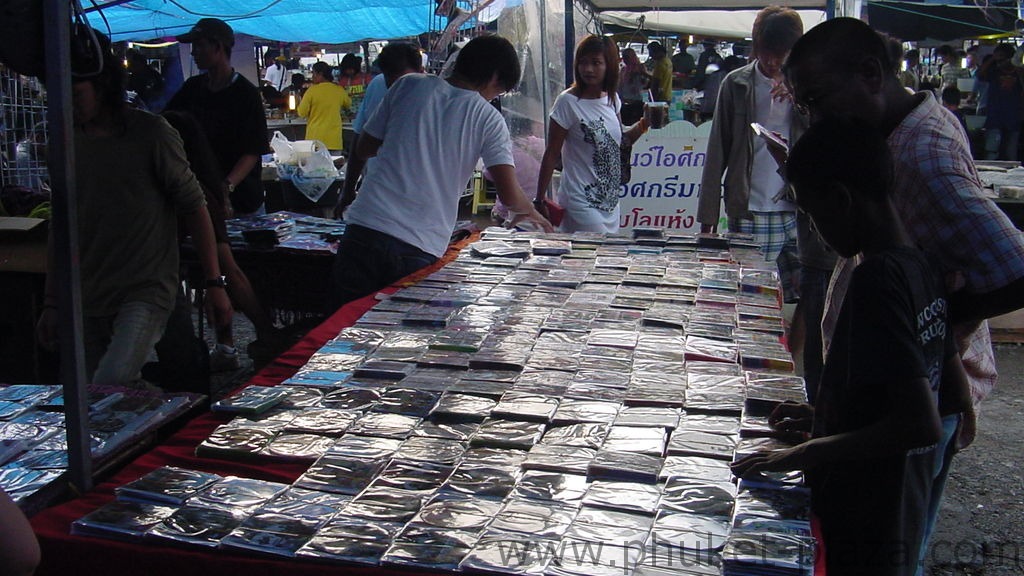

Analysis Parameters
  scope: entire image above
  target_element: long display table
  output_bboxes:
[29,231,822,576]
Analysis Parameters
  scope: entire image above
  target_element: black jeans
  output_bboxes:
[329,224,438,311]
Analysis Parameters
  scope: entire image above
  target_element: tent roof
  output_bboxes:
[598,9,828,39]
[590,0,825,10]
[85,0,439,43]
[866,1,1019,41]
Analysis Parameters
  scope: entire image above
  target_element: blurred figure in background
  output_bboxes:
[618,47,648,125]
[298,61,351,152]
[646,41,673,103]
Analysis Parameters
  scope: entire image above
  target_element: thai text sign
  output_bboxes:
[619,121,712,232]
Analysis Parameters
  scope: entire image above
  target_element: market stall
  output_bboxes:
[28,229,819,576]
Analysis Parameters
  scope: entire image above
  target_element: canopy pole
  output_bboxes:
[44,0,92,492]
[565,0,575,88]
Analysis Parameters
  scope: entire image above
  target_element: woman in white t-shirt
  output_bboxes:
[536,35,647,233]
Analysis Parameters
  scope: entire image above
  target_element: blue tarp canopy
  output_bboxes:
[84,0,441,43]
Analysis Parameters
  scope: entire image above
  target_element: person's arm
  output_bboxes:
[535,118,568,212]
[224,155,259,196]
[938,348,976,450]
[732,374,943,476]
[491,164,553,232]
[697,75,734,232]
[335,131,365,219]
[949,276,1024,324]
[0,489,39,576]
[356,131,382,161]
[297,88,311,118]
[622,116,649,145]
[182,205,232,329]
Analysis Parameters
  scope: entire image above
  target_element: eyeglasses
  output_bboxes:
[791,83,829,117]
[792,93,820,116]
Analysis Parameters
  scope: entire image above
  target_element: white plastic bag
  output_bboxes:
[270,130,296,164]
[298,146,337,179]
[292,146,340,202]
[290,171,336,202]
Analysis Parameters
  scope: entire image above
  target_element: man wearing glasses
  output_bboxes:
[784,17,1024,575]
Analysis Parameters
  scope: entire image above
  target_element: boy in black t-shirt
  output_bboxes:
[731,118,972,576]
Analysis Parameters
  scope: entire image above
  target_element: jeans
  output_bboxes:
[329,224,438,310]
[916,413,961,576]
[800,265,833,404]
[84,300,170,386]
[983,127,1020,161]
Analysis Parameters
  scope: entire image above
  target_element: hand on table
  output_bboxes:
[768,402,814,434]
[731,444,808,477]
[506,206,554,233]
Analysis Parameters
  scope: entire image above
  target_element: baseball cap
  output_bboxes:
[176,18,234,48]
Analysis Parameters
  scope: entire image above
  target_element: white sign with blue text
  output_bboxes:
[619,121,713,232]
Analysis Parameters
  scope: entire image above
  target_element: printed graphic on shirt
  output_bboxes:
[581,118,621,212]
[917,296,947,393]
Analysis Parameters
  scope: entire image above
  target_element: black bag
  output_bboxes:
[620,141,633,185]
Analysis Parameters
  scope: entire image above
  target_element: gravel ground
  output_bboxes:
[926,344,1024,575]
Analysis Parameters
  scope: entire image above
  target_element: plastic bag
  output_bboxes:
[270,130,296,164]
[292,147,341,202]
[290,172,336,202]
[298,146,337,178]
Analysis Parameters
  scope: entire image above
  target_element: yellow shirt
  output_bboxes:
[297,81,351,150]
[652,57,673,103]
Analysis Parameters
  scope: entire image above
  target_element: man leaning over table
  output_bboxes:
[329,35,552,309]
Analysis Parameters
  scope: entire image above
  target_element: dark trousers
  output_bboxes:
[329,224,438,311]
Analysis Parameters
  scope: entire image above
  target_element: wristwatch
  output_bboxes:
[206,275,228,289]
[223,179,235,193]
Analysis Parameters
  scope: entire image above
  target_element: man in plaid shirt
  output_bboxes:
[785,18,1024,575]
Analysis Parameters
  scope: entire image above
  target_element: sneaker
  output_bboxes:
[210,344,240,372]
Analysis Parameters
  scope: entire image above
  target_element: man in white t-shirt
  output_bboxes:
[329,36,552,308]
[262,55,287,92]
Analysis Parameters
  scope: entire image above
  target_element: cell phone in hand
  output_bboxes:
[750,122,789,152]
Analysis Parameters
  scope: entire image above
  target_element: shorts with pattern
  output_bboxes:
[730,211,801,303]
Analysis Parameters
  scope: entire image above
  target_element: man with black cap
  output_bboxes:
[166,18,272,370]
[167,18,270,218]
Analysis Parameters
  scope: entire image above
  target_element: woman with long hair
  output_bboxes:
[535,35,647,233]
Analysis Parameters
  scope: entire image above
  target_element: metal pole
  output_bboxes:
[564,0,575,88]
[44,0,92,492]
